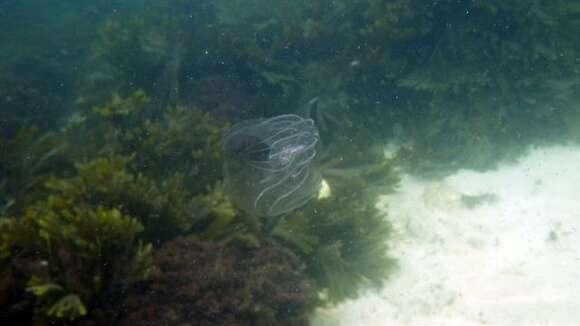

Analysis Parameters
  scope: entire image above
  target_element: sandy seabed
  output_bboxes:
[313,145,580,326]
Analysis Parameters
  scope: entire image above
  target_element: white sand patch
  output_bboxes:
[313,145,580,326]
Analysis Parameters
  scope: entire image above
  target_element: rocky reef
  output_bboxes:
[122,236,316,326]
[2,0,579,324]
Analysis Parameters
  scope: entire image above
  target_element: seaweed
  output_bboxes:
[272,187,397,304]
[0,88,247,324]
[14,0,580,178]
[88,1,261,113]
[364,0,580,173]
[0,127,70,216]
[44,154,195,244]
[66,90,226,193]
[0,200,153,324]
[271,148,400,304]
[3,1,580,324]
[63,90,150,161]
[91,18,192,107]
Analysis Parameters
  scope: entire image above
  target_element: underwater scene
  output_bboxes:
[1,0,579,325]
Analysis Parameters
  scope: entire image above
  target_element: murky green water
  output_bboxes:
[1,1,579,325]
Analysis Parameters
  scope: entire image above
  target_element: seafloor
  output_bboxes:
[315,145,580,326]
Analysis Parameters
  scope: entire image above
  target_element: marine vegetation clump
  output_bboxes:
[89,1,289,117]
[272,148,400,304]
[356,0,580,173]
[121,235,317,326]
[272,188,397,304]
[0,127,70,217]
[0,85,244,324]
[393,97,527,177]
[85,0,580,176]
[215,113,399,304]
[67,90,226,194]
[91,19,170,100]
[0,197,153,324]
[43,154,197,244]
[208,0,580,173]
[89,2,263,112]
[191,182,244,244]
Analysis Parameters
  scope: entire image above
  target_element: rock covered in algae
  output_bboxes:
[121,236,317,326]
